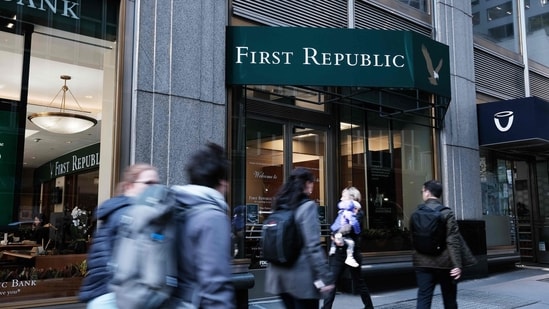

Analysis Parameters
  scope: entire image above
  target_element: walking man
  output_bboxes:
[410,180,476,309]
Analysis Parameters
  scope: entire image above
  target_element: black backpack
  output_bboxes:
[261,202,305,267]
[410,204,450,255]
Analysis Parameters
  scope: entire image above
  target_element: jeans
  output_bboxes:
[87,292,118,309]
[415,267,457,309]
[280,293,319,309]
[322,245,374,309]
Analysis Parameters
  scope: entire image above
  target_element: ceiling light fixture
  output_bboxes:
[28,75,97,134]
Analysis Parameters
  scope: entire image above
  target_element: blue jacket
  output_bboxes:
[78,195,134,302]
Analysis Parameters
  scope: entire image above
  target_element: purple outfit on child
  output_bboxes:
[329,200,361,267]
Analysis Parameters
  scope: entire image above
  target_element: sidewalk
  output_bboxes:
[21,264,549,309]
[249,265,549,308]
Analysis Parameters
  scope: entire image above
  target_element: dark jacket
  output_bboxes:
[265,199,334,299]
[172,184,235,309]
[79,195,134,302]
[411,198,476,269]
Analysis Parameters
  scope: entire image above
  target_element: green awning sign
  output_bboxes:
[226,26,451,98]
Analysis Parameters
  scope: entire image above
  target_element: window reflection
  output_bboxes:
[340,104,433,252]
[396,0,429,12]
[472,0,519,53]
[526,3,549,66]
[472,0,549,67]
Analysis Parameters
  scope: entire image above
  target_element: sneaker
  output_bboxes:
[329,246,336,256]
[345,255,359,267]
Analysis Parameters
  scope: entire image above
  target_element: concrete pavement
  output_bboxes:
[249,264,549,308]
[22,264,549,308]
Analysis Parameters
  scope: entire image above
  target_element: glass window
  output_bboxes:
[472,0,520,53]
[525,0,549,66]
[245,85,326,112]
[480,152,516,249]
[536,161,549,263]
[0,1,119,305]
[0,30,23,101]
[339,103,434,252]
[396,0,429,12]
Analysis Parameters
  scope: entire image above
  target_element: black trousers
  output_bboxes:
[322,246,374,309]
[415,267,457,309]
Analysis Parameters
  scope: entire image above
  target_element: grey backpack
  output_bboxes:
[109,185,181,309]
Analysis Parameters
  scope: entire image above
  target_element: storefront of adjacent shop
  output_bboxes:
[478,97,549,265]
[1,1,119,305]
[225,26,452,298]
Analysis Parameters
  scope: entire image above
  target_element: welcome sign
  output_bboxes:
[226,26,451,98]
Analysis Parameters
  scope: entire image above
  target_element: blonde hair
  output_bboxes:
[344,186,362,202]
[115,164,157,195]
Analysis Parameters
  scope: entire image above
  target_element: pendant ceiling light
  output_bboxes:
[28,75,97,134]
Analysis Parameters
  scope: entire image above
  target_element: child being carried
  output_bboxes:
[329,189,361,268]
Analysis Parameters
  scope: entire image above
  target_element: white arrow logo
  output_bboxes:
[494,111,514,132]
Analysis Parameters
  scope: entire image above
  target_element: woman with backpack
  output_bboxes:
[265,167,335,309]
[79,164,160,309]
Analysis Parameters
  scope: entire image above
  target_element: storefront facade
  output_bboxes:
[3,0,549,306]
[1,0,119,305]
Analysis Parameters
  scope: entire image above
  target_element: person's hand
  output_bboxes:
[319,284,335,293]
[450,267,461,280]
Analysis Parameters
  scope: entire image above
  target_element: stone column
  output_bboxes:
[131,0,227,185]
[435,0,482,220]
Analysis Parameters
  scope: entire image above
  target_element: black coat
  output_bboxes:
[411,198,477,270]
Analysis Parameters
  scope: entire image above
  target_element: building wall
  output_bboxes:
[129,0,228,184]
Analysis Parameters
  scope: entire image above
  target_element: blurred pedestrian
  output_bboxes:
[265,167,334,309]
[323,187,374,309]
[172,142,235,308]
[79,164,160,309]
[411,180,476,309]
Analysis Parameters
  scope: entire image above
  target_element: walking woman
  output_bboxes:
[79,164,160,309]
[265,167,334,309]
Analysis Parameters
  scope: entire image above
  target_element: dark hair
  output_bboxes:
[423,180,442,198]
[115,164,157,195]
[33,213,45,226]
[272,167,314,210]
[186,142,229,188]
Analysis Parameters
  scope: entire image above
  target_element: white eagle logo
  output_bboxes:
[421,44,443,86]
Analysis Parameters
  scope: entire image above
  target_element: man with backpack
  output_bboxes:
[410,180,476,309]
[172,142,235,308]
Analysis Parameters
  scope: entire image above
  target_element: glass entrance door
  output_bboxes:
[243,119,328,221]
[235,118,328,265]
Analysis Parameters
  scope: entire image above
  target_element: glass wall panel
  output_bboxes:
[0,1,119,304]
[480,152,516,249]
[472,0,520,53]
[292,126,326,207]
[536,161,549,263]
[0,30,23,101]
[525,0,549,66]
[245,119,284,222]
[335,106,433,252]
[395,0,429,12]
[238,118,284,266]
